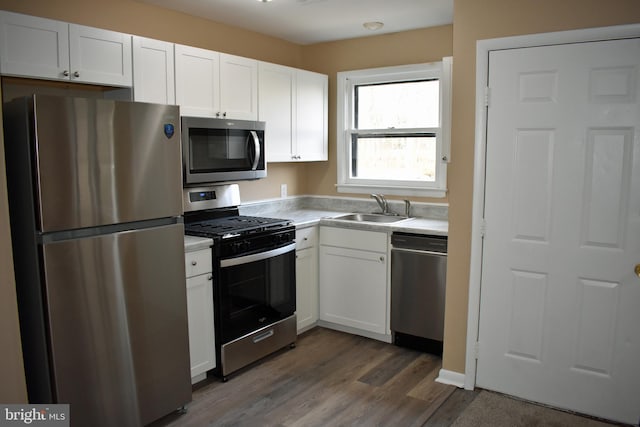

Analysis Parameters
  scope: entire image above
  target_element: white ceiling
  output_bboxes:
[138,0,454,45]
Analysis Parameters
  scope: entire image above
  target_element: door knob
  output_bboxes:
[635,264,640,278]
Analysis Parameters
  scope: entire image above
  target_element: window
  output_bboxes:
[336,60,452,197]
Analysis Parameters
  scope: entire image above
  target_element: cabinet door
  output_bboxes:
[319,245,387,334]
[68,24,132,86]
[220,53,258,120]
[295,69,328,161]
[258,62,295,162]
[132,36,175,104]
[186,273,216,380]
[175,44,219,118]
[296,246,318,333]
[0,11,69,81]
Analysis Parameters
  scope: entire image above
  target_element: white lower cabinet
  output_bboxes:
[319,227,389,339]
[184,247,215,384]
[295,226,318,333]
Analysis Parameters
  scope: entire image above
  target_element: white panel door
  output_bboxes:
[295,69,328,161]
[175,44,219,118]
[69,24,132,86]
[186,273,215,380]
[478,38,640,425]
[259,61,295,162]
[319,245,387,334]
[219,53,258,120]
[295,246,318,332]
[132,36,175,104]
[0,11,69,80]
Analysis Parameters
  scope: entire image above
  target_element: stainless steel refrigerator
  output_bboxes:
[3,95,191,426]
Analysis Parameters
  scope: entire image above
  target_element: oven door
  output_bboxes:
[217,243,296,344]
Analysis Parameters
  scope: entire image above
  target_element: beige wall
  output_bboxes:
[443,0,640,374]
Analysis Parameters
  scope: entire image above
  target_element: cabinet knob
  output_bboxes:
[62,70,70,77]
[379,256,384,262]
[191,260,197,266]
[215,112,220,118]
[223,112,227,118]
[303,237,308,241]
[73,71,80,78]
[207,274,213,281]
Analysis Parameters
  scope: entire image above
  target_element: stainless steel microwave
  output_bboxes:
[181,116,266,186]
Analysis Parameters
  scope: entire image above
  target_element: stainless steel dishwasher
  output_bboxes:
[391,232,447,355]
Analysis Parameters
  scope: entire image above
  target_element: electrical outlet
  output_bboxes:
[280,184,287,198]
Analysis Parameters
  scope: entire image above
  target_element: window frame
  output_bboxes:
[336,60,452,198]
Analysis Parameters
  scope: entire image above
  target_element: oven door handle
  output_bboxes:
[220,243,295,268]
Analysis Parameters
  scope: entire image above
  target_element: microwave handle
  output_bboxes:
[248,130,260,171]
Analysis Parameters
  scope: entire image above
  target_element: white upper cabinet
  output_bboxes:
[132,36,175,104]
[295,69,328,161]
[0,11,68,81]
[258,62,295,161]
[175,44,257,120]
[219,53,258,120]
[175,44,219,117]
[0,11,132,87]
[259,61,328,162]
[68,25,132,87]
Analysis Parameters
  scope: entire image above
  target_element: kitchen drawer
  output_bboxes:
[295,226,317,250]
[185,248,212,278]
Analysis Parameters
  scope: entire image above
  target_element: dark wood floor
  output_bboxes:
[151,327,478,426]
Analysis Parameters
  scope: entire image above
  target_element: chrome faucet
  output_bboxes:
[371,194,389,214]
[403,199,411,217]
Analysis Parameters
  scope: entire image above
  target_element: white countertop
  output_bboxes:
[257,208,449,237]
[184,235,213,252]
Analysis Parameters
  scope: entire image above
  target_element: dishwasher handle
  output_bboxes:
[391,247,447,257]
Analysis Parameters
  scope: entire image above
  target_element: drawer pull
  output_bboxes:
[252,329,274,344]
[191,260,197,266]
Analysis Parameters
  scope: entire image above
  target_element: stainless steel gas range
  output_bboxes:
[183,184,296,381]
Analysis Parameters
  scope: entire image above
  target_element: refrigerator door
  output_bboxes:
[31,95,182,232]
[41,223,191,426]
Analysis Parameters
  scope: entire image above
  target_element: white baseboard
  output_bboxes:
[436,369,465,388]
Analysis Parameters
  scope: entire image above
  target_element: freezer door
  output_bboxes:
[41,223,191,426]
[32,95,182,232]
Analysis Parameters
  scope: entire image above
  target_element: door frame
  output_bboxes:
[465,23,640,390]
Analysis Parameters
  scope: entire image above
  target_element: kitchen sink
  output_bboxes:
[333,213,409,223]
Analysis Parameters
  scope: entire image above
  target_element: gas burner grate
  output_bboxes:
[184,215,291,238]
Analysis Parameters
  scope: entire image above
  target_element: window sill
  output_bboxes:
[336,183,447,198]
